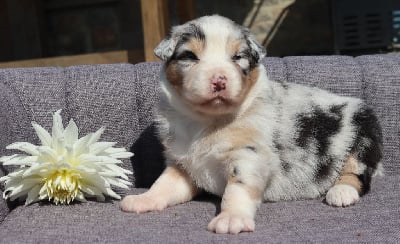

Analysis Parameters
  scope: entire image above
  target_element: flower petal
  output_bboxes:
[73,134,91,156]
[6,178,41,201]
[39,184,48,199]
[37,146,58,164]
[102,176,131,189]
[64,119,79,146]
[22,163,46,177]
[78,154,121,165]
[89,142,117,155]
[6,142,39,156]
[109,151,134,159]
[51,109,64,141]
[87,127,105,146]
[80,184,105,201]
[75,192,87,202]
[105,164,133,176]
[102,187,121,200]
[103,147,127,154]
[25,185,42,205]
[31,122,52,146]
[1,155,37,166]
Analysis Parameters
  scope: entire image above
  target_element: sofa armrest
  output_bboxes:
[0,67,67,217]
[0,82,24,222]
[0,81,38,221]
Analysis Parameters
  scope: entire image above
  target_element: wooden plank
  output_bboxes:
[6,0,43,60]
[0,49,144,68]
[177,0,195,23]
[0,0,12,61]
[140,0,169,62]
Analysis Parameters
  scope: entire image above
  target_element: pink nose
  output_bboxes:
[211,75,227,92]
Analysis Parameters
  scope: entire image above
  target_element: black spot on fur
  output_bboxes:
[272,130,283,149]
[175,51,199,61]
[176,24,205,48]
[273,136,292,173]
[188,23,206,41]
[314,157,334,182]
[239,26,265,70]
[169,24,205,62]
[350,106,382,194]
[233,167,239,176]
[329,103,346,115]
[296,105,344,156]
[281,160,291,173]
[231,167,244,184]
[245,145,257,152]
[242,47,259,71]
[236,179,244,184]
[277,80,289,90]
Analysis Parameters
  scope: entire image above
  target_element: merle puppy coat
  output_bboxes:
[121,15,383,234]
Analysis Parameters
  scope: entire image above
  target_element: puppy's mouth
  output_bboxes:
[198,96,234,107]
[190,95,240,115]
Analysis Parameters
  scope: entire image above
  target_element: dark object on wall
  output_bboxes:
[332,0,400,54]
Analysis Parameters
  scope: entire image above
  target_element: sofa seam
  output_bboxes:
[0,74,34,122]
[63,67,72,122]
[281,57,290,83]
[353,56,367,101]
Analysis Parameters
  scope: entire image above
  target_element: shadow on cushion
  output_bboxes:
[131,123,165,188]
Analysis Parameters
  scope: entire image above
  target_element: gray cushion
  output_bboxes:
[0,176,398,243]
[356,54,400,175]
[282,56,363,97]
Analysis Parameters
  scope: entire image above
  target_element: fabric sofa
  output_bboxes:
[0,54,399,243]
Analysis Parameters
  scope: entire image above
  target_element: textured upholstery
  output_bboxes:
[355,54,400,175]
[0,54,399,242]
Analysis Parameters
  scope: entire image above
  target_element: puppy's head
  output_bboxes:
[155,15,266,116]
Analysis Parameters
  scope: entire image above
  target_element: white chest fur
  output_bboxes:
[165,117,232,196]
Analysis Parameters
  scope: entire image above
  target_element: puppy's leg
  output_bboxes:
[120,164,198,213]
[207,180,262,234]
[326,155,362,207]
[208,149,269,234]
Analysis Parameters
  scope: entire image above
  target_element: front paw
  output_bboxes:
[326,184,360,207]
[207,211,255,234]
[120,194,167,213]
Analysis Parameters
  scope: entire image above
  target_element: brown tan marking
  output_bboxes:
[224,126,264,201]
[227,126,258,150]
[236,67,260,105]
[165,63,184,91]
[165,38,205,94]
[120,164,199,213]
[225,176,264,204]
[227,39,243,56]
[187,38,205,58]
[334,155,363,193]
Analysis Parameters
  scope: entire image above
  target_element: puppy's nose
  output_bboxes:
[211,75,227,92]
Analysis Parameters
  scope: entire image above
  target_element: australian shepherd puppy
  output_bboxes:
[121,15,383,234]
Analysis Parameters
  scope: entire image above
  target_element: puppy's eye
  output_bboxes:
[176,51,199,61]
[232,54,242,61]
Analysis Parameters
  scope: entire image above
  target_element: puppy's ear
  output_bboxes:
[154,34,177,61]
[242,27,266,63]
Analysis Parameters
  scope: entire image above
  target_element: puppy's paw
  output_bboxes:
[326,184,360,207]
[207,211,255,234]
[120,194,167,213]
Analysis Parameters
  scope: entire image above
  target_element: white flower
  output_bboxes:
[0,110,133,205]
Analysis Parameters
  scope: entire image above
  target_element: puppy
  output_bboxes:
[121,15,383,234]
